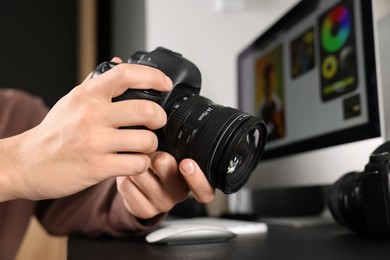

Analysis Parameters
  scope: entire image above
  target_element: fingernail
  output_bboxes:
[181,161,195,175]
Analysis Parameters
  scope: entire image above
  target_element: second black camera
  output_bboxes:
[329,141,390,238]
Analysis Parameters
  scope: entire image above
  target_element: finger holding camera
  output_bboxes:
[116,151,215,220]
[179,158,216,204]
[0,61,173,202]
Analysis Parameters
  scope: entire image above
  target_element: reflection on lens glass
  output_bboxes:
[226,128,260,176]
[227,155,242,174]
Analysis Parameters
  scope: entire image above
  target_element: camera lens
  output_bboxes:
[328,172,367,234]
[159,94,267,194]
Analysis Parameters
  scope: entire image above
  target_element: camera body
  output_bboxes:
[92,47,267,194]
[93,47,201,107]
[329,141,390,238]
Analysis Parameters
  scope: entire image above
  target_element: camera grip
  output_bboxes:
[113,89,163,104]
[92,61,165,105]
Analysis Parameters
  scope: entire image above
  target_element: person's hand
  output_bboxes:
[0,60,172,201]
[116,151,215,219]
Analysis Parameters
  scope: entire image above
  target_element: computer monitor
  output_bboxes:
[238,0,388,190]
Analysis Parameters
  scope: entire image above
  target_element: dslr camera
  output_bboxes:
[92,47,267,194]
[329,141,390,238]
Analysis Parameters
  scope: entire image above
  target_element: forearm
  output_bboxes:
[0,89,49,202]
[0,157,13,202]
[0,129,54,202]
[0,135,22,202]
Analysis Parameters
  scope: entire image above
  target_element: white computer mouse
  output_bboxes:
[145,224,237,245]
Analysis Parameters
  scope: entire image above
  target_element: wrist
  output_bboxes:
[0,133,29,201]
[0,137,17,201]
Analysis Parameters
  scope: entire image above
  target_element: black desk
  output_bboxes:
[68,223,390,260]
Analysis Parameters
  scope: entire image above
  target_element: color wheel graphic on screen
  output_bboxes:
[321,5,351,53]
[318,0,358,102]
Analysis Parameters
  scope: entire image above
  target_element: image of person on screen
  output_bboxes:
[258,63,285,141]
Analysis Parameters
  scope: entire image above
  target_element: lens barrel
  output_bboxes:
[328,172,367,234]
[159,95,267,194]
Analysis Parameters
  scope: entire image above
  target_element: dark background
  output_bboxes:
[0,0,79,107]
[0,0,146,108]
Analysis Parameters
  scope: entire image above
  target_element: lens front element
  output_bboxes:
[214,115,266,194]
[227,128,260,175]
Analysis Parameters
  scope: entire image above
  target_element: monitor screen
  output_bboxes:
[238,0,385,188]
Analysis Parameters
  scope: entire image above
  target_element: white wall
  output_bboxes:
[374,0,390,20]
[145,0,299,109]
[145,0,299,215]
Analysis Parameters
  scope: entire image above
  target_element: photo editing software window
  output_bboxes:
[239,0,378,159]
